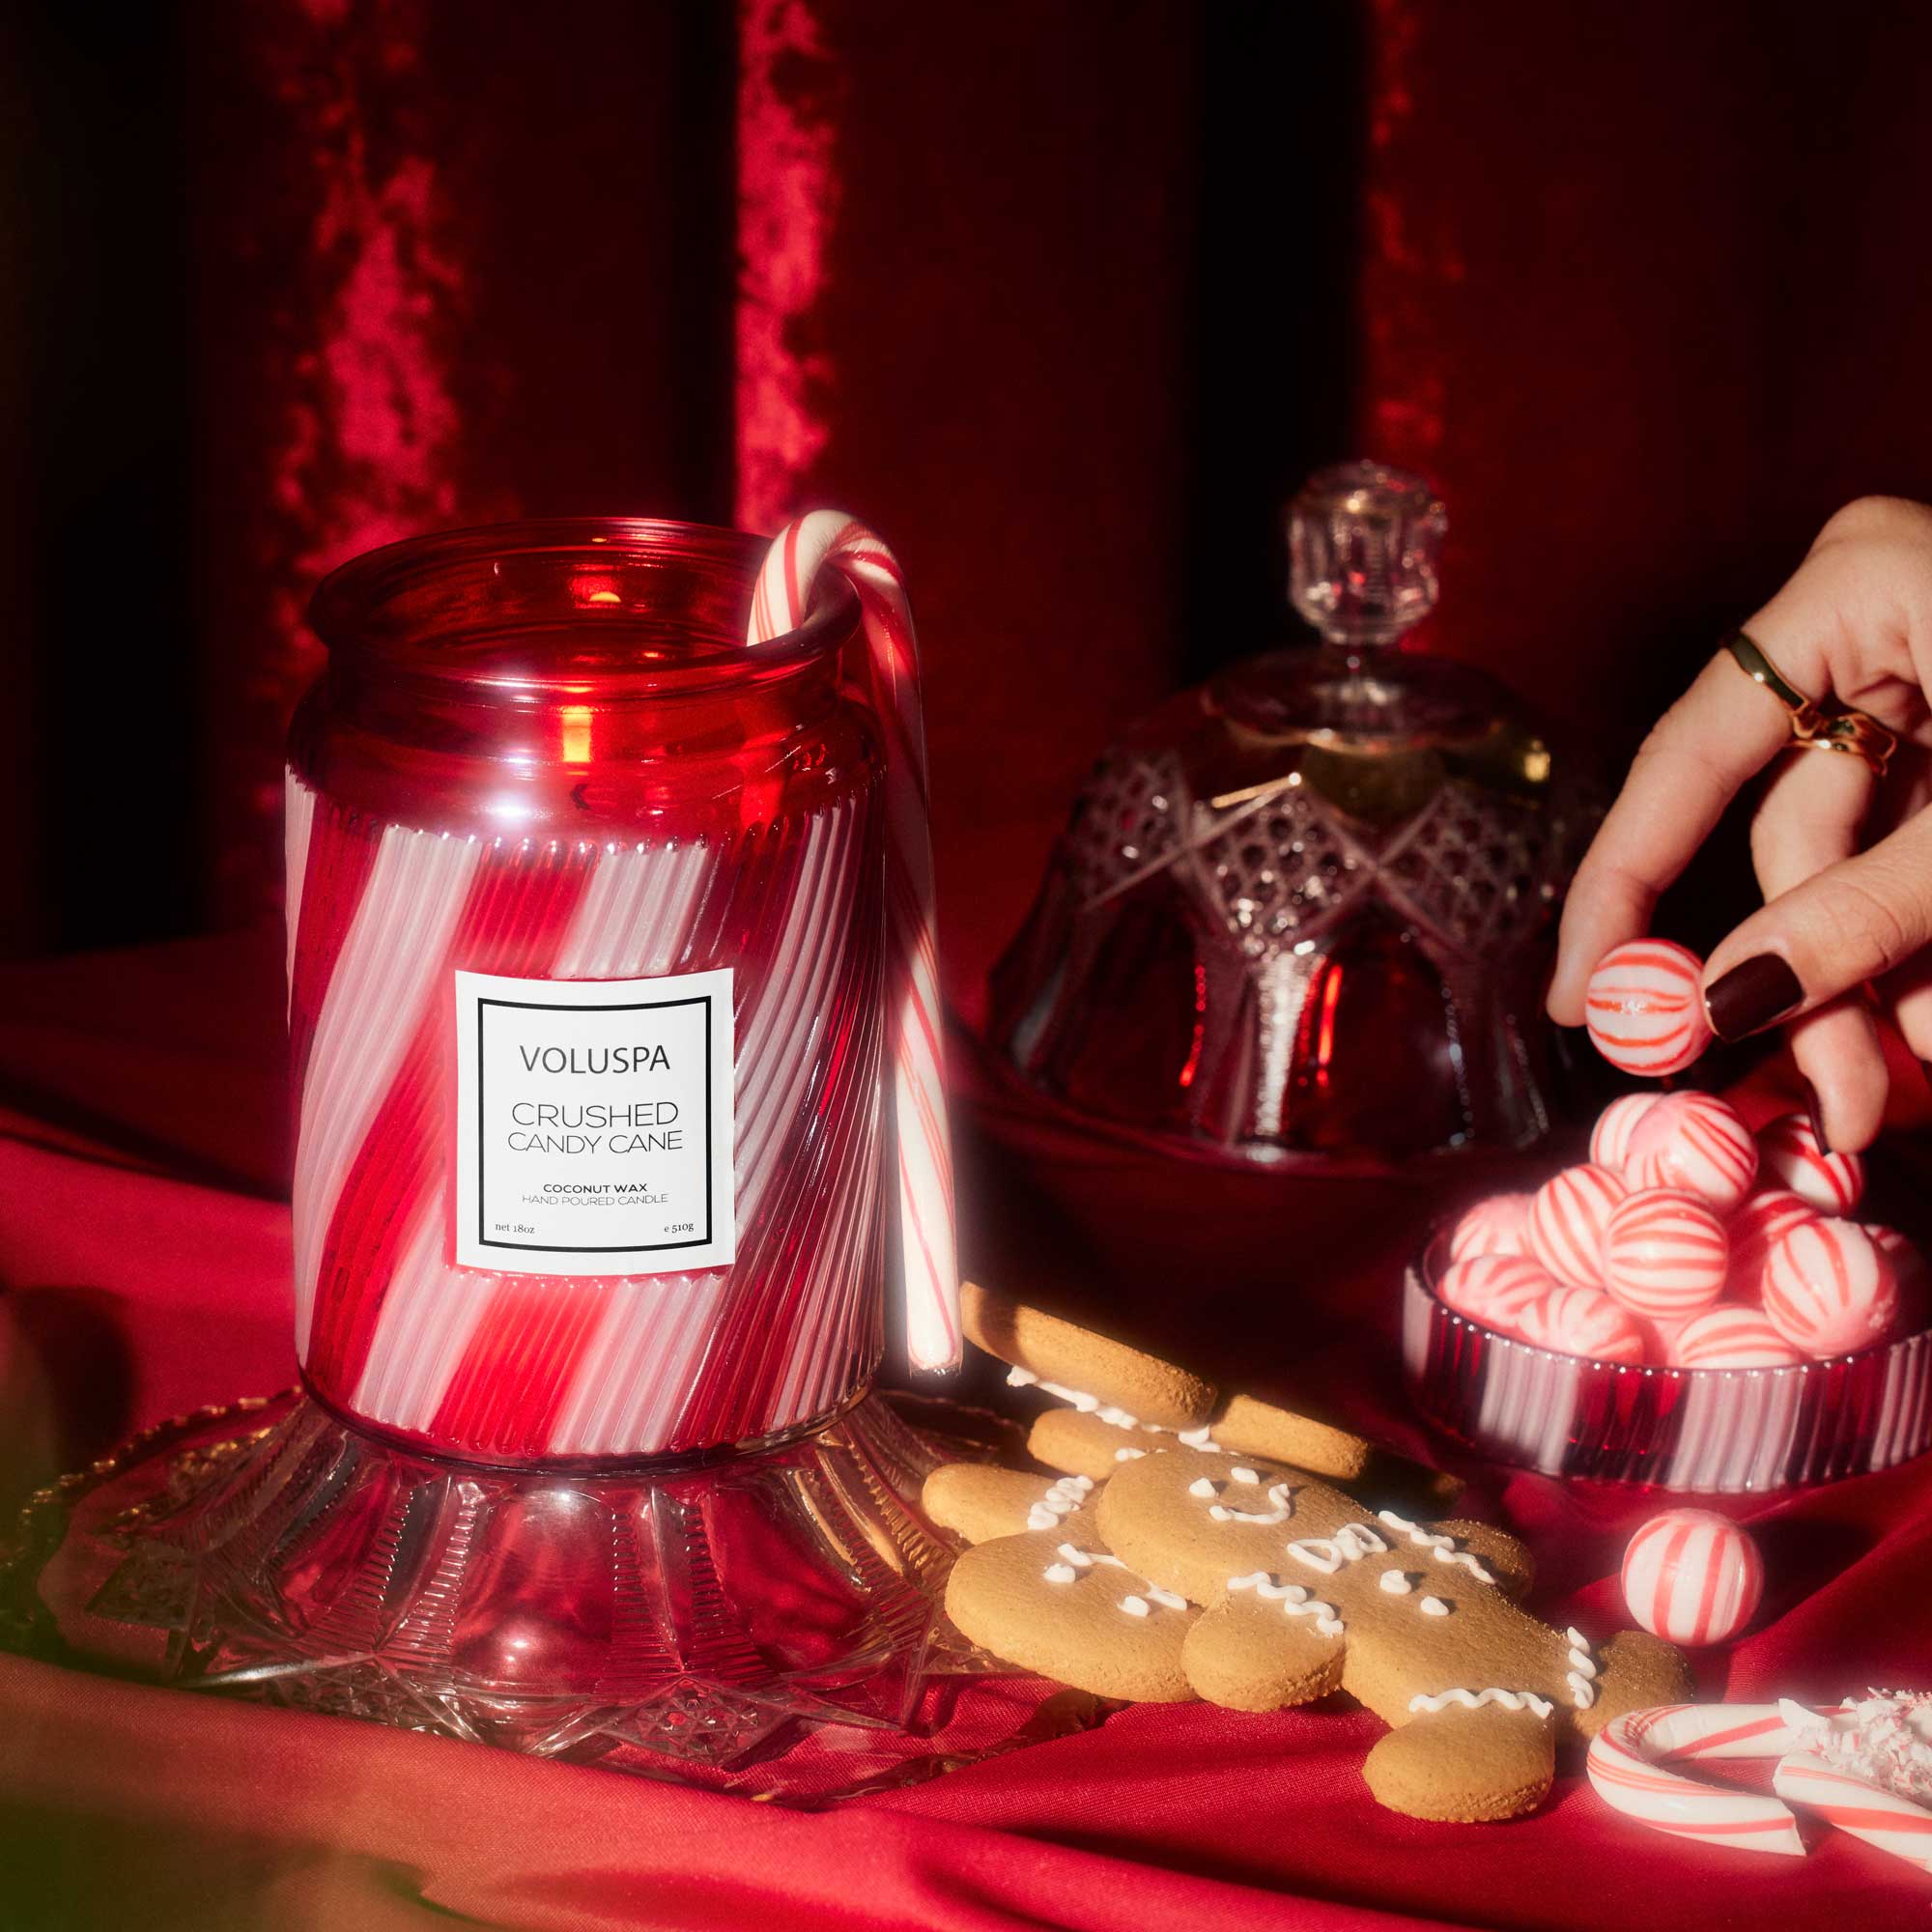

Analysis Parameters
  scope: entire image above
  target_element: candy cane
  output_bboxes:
[1774,1753,1932,1873]
[748,513,960,1371]
[1586,1704,1819,1856]
[1587,1701,1932,1878]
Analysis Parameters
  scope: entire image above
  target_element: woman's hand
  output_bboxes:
[1547,496,1932,1151]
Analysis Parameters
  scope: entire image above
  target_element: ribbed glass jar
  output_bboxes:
[287,520,887,1464]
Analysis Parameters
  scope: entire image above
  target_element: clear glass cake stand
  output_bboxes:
[0,1385,1099,1803]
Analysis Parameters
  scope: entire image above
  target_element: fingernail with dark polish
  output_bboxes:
[1703,953,1805,1042]
[1803,1080,1833,1154]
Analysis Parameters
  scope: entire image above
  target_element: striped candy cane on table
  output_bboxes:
[1585,1700,1932,1877]
[747,512,960,1373]
[1774,1753,1932,1873]
[1586,1703,1829,1856]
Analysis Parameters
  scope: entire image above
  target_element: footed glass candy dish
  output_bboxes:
[0,1385,1096,1799]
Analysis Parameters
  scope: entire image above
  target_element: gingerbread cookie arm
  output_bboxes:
[1568,1627,1695,1741]
[1183,1592,1347,1713]
[1365,1698,1557,1822]
[944,1508,1199,1703]
[923,1464,1095,1546]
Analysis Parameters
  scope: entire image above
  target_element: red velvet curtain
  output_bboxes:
[8,0,1932,991]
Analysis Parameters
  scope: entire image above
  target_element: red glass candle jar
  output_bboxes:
[0,516,1047,1790]
[289,520,887,1463]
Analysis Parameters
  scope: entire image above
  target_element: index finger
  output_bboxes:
[1546,609,1836,1023]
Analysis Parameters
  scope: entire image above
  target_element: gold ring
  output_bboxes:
[1721,629,1898,778]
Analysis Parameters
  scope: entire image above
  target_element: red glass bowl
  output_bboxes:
[1402,1240,1932,1492]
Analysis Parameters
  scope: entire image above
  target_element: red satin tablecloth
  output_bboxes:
[2,932,1929,1931]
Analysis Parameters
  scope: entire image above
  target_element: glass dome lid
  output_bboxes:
[987,462,1596,1169]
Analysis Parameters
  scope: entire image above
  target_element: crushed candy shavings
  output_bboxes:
[1784,1691,1932,1804]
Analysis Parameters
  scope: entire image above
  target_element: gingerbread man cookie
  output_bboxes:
[1096,1446,1690,1821]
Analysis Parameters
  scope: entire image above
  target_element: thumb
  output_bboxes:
[1701,801,1932,1040]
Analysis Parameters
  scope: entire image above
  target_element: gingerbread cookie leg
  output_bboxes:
[1028,1407,1160,1480]
[1365,1697,1556,1822]
[961,1281,1219,1431]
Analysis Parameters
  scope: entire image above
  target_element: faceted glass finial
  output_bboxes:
[1289,460,1447,652]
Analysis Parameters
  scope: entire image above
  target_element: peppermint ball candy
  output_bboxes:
[1447,1192,1534,1264]
[1621,1509,1763,1646]
[1626,1091,1758,1212]
[1517,1283,1645,1364]
[1602,1188,1728,1319]
[1864,1223,1926,1289]
[1757,1111,1865,1214]
[1589,1091,1662,1175]
[1668,1304,1804,1368]
[1527,1163,1628,1288]
[1862,1221,1924,1298]
[1725,1189,1820,1302]
[1867,1226,1932,1339]
[1763,1217,1899,1357]
[1584,939,1712,1077]
[1436,1253,1555,1334]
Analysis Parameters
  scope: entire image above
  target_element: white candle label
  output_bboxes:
[453,967,735,1276]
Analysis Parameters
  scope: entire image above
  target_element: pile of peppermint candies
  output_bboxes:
[1437,939,1927,1370]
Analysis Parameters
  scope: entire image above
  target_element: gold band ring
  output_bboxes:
[1721,630,1897,778]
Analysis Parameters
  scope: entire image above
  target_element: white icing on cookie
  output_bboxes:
[1119,1583,1188,1617]
[1229,1466,1261,1485]
[1420,1597,1451,1617]
[1054,1542,1126,1572]
[1210,1481,1295,1525]
[1006,1365,1141,1431]
[1227,1570,1344,1637]
[1024,1473,1094,1531]
[1002,1364,1221,1458]
[1285,1522,1388,1575]
[1044,1543,1182,1618]
[1407,1688,1554,1719]
[1376,1510,1497,1585]
[1565,1628,1599,1710]
[1189,1477,1219,1498]
[1379,1571,1415,1596]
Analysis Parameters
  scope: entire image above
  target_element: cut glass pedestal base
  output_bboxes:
[0,1387,1097,1802]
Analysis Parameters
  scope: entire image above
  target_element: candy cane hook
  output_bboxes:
[748,513,960,1370]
